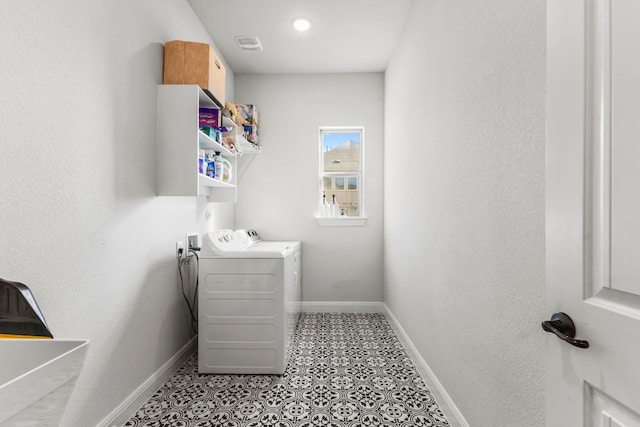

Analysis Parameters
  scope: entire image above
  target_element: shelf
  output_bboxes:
[198,131,235,156]
[157,84,237,202]
[222,115,235,128]
[199,90,219,109]
[236,134,261,155]
[199,174,235,188]
[198,174,236,202]
[315,217,368,227]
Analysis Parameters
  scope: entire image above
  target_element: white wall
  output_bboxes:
[234,74,384,303]
[384,1,546,426]
[0,1,234,425]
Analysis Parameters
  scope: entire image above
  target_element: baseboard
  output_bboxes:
[97,336,197,427]
[383,305,469,427]
[300,301,385,313]
[99,308,467,427]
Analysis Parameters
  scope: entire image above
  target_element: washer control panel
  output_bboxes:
[203,229,247,255]
[235,229,262,246]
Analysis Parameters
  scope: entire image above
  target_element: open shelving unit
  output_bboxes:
[157,84,238,202]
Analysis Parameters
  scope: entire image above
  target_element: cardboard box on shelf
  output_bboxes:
[163,40,226,105]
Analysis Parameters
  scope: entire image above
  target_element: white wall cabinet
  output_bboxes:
[157,84,237,202]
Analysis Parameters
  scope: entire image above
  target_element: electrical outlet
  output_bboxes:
[175,241,184,258]
[186,233,199,251]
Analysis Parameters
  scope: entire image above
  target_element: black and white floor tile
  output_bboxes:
[124,313,451,427]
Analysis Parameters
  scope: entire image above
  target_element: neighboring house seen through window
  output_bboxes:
[320,127,363,217]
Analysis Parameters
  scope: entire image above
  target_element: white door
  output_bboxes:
[546,0,640,425]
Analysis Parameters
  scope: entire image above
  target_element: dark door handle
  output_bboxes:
[541,312,590,349]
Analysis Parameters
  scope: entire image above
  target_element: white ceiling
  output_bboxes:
[187,0,413,75]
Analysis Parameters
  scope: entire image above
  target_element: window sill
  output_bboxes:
[316,216,368,227]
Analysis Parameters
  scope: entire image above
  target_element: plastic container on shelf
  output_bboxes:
[213,152,233,183]
[206,153,216,179]
[198,150,206,175]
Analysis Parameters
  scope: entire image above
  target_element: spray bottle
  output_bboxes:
[321,192,329,217]
[331,194,340,217]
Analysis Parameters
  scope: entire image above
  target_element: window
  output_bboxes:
[319,127,363,217]
[323,176,332,190]
[348,177,358,190]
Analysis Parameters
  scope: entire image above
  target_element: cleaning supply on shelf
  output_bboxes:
[0,278,53,339]
[213,152,223,181]
[222,158,232,183]
[198,107,221,127]
[198,150,206,175]
[206,152,216,178]
[213,152,233,183]
[200,126,222,143]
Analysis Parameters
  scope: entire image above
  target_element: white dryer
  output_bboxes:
[198,229,301,375]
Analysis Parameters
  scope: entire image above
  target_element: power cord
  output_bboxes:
[178,250,199,334]
[188,248,199,325]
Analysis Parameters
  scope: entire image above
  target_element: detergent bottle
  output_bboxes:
[206,152,216,178]
[213,152,233,183]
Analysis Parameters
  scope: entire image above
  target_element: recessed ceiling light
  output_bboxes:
[292,18,312,32]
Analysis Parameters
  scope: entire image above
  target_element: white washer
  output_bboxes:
[198,229,301,375]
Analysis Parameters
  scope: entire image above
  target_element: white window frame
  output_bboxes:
[316,126,367,226]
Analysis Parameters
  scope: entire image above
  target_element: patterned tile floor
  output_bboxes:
[124,313,451,427]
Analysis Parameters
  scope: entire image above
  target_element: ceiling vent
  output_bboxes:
[235,36,263,51]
